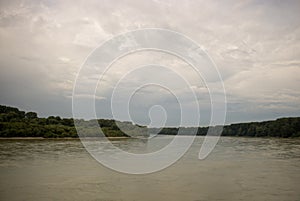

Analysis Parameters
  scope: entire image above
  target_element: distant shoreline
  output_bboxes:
[0,137,130,140]
[1,105,300,138]
[0,136,299,140]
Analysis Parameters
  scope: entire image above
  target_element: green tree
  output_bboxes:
[25,112,37,119]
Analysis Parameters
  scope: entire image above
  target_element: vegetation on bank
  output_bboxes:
[152,117,300,138]
[0,105,146,138]
[0,105,299,138]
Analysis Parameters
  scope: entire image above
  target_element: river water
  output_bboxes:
[0,136,299,201]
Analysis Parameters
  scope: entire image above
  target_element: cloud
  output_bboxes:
[0,0,299,125]
[72,17,110,47]
[58,57,71,63]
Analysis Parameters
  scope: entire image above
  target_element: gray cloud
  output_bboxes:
[0,0,299,126]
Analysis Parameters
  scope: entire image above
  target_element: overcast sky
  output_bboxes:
[0,0,300,126]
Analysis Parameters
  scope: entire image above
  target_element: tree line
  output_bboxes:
[0,105,146,138]
[0,105,299,138]
[151,117,300,138]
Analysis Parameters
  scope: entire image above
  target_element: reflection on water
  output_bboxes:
[0,136,299,201]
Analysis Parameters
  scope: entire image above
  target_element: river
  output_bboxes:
[0,136,299,201]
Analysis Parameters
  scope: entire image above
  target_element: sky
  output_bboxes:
[0,0,300,126]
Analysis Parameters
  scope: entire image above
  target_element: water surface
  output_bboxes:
[0,136,299,201]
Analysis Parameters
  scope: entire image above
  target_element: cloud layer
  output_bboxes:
[0,0,299,126]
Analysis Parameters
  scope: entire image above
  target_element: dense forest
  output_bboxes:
[0,105,147,138]
[0,105,299,138]
[152,117,300,138]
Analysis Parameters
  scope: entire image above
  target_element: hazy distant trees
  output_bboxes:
[0,105,299,138]
[151,117,300,138]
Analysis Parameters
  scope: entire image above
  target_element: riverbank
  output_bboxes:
[0,137,130,140]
